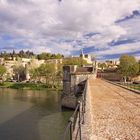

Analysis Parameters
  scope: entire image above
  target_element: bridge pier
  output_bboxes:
[61,65,96,109]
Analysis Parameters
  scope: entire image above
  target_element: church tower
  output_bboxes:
[80,48,85,59]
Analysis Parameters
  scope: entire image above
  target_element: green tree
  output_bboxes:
[138,60,140,74]
[55,54,63,59]
[30,63,56,87]
[0,65,6,83]
[38,63,56,86]
[13,65,26,81]
[119,55,139,82]
[37,53,50,60]
[98,63,107,71]
[37,53,63,60]
[5,73,11,81]
[63,57,87,66]
[29,68,40,83]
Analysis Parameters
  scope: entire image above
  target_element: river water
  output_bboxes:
[0,88,72,140]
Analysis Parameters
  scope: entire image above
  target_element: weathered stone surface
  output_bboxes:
[88,79,140,140]
[81,80,93,140]
[61,95,77,109]
[62,65,96,108]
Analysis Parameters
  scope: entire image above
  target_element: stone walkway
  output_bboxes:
[88,79,140,140]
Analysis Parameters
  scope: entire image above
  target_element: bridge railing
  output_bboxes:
[62,81,87,140]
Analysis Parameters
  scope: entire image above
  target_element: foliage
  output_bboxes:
[0,50,64,60]
[0,65,6,81]
[138,60,140,74]
[29,63,63,88]
[0,50,34,60]
[13,65,26,81]
[38,63,55,76]
[98,63,107,71]
[37,53,63,60]
[0,82,61,90]
[119,55,139,81]
[29,68,39,82]
[5,73,11,81]
[29,58,63,85]
[63,57,87,66]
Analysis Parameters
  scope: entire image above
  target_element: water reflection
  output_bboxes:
[0,88,72,140]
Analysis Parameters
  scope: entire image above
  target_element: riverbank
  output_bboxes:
[127,84,140,91]
[0,82,62,90]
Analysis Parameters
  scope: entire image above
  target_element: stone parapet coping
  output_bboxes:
[103,79,140,94]
[81,79,93,140]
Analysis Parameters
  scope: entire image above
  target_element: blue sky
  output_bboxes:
[0,0,140,60]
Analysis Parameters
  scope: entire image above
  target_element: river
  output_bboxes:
[0,88,72,140]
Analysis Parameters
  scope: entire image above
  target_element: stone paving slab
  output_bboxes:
[88,79,140,140]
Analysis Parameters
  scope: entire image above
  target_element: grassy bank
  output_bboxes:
[0,82,62,90]
[127,84,140,91]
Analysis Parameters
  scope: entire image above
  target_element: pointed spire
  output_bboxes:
[80,48,84,59]
[81,48,84,55]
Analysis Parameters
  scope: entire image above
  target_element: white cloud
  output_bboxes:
[95,42,140,56]
[0,0,140,58]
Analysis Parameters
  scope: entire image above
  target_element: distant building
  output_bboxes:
[105,60,120,68]
[80,50,93,64]
[0,56,63,81]
[0,58,4,65]
[3,60,16,79]
[21,58,31,67]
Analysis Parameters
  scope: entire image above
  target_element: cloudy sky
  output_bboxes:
[0,0,140,60]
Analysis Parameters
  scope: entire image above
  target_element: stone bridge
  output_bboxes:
[61,65,96,109]
[62,66,140,140]
[82,78,140,140]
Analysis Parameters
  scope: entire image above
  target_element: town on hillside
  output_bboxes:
[0,50,139,87]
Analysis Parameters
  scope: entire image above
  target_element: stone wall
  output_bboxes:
[61,65,96,109]
[97,72,122,81]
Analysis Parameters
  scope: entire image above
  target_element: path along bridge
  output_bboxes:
[63,78,140,140]
[84,78,140,140]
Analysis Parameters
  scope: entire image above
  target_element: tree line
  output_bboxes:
[0,50,64,60]
[119,55,140,82]
[98,55,140,82]
[29,63,63,88]
[0,50,34,59]
[0,54,139,84]
[0,56,87,87]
